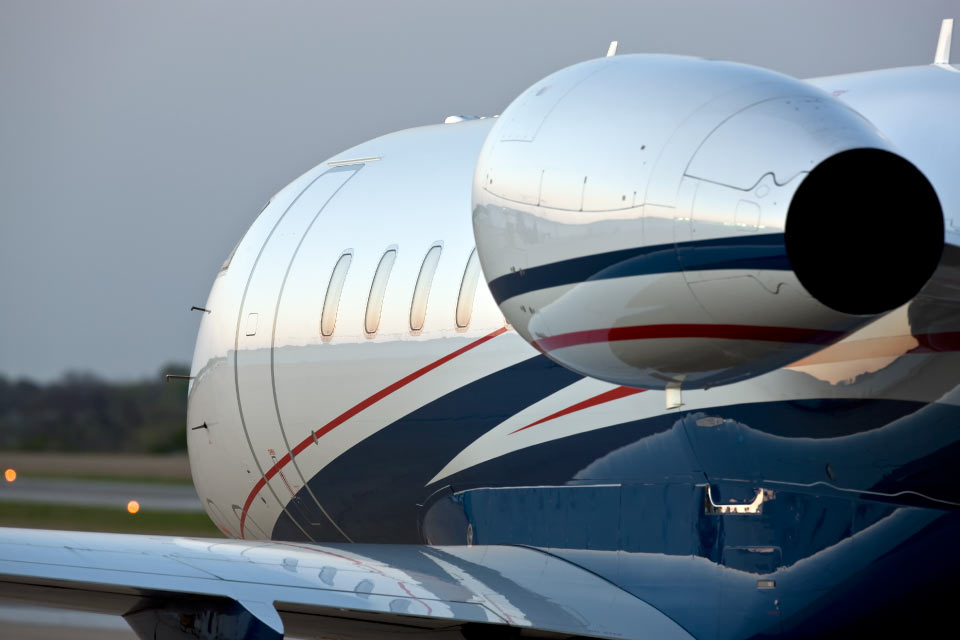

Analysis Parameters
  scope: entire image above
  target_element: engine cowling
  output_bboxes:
[472,55,943,390]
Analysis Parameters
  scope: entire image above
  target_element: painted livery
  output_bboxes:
[181,48,960,637]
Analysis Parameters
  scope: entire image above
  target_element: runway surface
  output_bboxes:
[0,604,311,639]
[0,464,271,637]
[0,456,219,637]
[0,604,136,640]
[0,477,204,512]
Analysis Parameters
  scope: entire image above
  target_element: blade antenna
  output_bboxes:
[934,18,953,66]
[606,40,618,57]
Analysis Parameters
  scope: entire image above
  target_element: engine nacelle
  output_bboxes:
[472,55,943,390]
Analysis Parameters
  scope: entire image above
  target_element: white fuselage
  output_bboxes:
[187,60,960,544]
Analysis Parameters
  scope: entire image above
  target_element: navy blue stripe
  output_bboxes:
[487,233,789,303]
[272,354,583,543]
[274,346,960,544]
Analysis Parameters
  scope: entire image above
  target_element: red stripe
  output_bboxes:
[240,326,508,538]
[511,385,645,435]
[533,324,845,352]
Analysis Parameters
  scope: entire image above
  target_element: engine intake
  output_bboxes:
[785,148,943,315]
[472,55,944,390]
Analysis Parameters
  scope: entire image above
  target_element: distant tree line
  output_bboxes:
[0,364,190,453]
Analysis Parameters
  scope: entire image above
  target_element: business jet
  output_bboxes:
[2,20,959,640]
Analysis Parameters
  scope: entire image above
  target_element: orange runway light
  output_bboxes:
[127,500,140,514]
[4,469,15,483]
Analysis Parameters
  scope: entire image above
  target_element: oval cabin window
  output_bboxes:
[365,249,398,335]
[456,248,481,329]
[320,251,352,337]
[410,245,442,332]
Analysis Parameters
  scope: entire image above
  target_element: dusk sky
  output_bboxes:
[1,0,955,381]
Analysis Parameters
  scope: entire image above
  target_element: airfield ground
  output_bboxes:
[0,453,222,638]
[0,452,218,535]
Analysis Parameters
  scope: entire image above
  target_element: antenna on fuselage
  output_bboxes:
[934,18,954,66]
[606,41,618,57]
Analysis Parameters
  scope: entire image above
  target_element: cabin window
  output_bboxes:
[320,250,353,337]
[365,248,398,335]
[410,244,442,332]
[456,248,481,329]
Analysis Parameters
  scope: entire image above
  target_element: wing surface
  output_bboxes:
[0,527,691,640]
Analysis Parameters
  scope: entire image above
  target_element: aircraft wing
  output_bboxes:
[0,527,692,639]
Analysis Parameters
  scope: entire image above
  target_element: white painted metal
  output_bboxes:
[808,65,960,238]
[188,119,515,540]
[471,54,944,390]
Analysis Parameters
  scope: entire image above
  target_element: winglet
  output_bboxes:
[606,40,618,57]
[935,18,953,65]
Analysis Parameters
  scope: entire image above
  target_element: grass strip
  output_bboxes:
[0,501,222,537]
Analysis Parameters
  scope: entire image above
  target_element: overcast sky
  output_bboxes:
[0,0,955,381]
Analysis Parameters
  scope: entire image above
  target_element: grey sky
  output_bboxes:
[0,0,955,381]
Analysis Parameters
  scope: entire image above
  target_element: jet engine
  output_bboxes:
[472,55,943,390]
